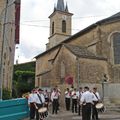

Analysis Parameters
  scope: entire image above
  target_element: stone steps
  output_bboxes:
[105,104,120,112]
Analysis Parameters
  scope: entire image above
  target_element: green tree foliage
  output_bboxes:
[3,88,12,100]
[13,61,35,98]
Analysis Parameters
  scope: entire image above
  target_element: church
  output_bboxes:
[35,0,120,104]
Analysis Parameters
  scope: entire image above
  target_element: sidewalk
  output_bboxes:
[24,109,120,120]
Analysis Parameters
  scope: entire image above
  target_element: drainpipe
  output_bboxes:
[76,57,80,88]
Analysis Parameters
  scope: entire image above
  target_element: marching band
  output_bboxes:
[27,86,102,120]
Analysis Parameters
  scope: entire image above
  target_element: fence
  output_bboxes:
[0,98,29,120]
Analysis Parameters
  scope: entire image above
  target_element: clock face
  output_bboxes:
[62,15,67,20]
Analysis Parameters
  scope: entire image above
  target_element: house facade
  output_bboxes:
[0,0,21,95]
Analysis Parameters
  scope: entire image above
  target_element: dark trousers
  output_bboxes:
[72,99,77,113]
[65,98,70,111]
[92,102,98,120]
[36,103,43,120]
[45,98,49,109]
[30,103,35,119]
[82,103,92,120]
[78,105,81,115]
[52,99,58,114]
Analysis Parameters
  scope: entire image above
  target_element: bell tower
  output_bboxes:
[46,0,73,50]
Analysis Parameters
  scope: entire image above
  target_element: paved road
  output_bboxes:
[47,110,120,120]
[24,110,120,120]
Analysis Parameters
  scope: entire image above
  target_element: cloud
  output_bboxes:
[17,0,120,63]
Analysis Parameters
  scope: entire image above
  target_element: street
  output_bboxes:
[47,110,120,120]
[24,109,120,120]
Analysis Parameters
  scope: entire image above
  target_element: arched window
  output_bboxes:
[112,33,120,64]
[62,20,66,33]
[52,22,54,34]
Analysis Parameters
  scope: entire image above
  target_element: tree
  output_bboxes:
[13,61,35,98]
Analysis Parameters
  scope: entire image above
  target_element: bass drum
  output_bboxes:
[95,103,105,113]
[38,107,48,119]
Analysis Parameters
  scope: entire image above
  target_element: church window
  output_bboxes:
[112,33,120,64]
[52,22,54,34]
[62,20,66,33]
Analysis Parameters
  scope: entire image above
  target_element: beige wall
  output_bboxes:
[79,58,108,83]
[0,0,16,90]
[35,47,60,86]
[52,45,76,85]
[49,34,70,48]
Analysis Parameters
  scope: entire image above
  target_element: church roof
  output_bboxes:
[54,0,69,12]
[96,12,120,25]
[64,44,106,60]
[108,12,120,19]
[57,0,64,11]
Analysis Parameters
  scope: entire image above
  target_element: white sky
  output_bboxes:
[15,0,120,63]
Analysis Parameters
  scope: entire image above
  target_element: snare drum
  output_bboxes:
[95,103,105,113]
[38,107,48,119]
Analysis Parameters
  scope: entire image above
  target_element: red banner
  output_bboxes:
[15,1,21,44]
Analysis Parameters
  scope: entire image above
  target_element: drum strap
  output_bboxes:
[37,94,43,104]
[93,92,99,101]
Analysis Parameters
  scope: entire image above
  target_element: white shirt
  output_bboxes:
[28,93,35,104]
[71,91,77,99]
[76,91,83,99]
[65,91,71,98]
[34,93,45,104]
[92,92,100,101]
[44,92,49,98]
[81,91,94,104]
[51,91,60,101]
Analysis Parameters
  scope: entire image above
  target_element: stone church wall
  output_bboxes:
[67,21,120,83]
[52,45,77,85]
[35,47,60,86]
[79,58,108,83]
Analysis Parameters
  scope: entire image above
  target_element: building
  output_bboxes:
[35,0,120,104]
[0,0,21,98]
